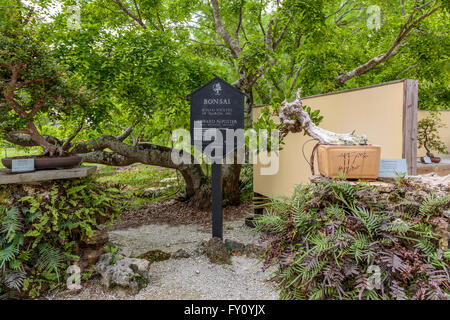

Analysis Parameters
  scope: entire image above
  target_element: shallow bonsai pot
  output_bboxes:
[430,157,441,163]
[317,144,381,179]
[420,156,441,164]
[1,155,82,171]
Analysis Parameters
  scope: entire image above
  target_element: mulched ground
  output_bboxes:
[113,199,253,230]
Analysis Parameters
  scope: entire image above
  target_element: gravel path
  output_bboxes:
[108,219,262,257]
[136,255,278,300]
[50,217,279,300]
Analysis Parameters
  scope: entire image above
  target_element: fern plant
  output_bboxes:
[256,178,450,300]
[0,177,121,298]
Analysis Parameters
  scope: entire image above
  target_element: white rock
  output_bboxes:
[95,253,151,294]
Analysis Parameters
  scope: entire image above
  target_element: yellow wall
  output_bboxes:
[253,81,407,198]
[417,110,450,158]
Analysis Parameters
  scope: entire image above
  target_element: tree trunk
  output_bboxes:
[222,163,242,206]
[26,122,63,156]
[5,132,241,209]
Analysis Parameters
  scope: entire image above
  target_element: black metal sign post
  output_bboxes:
[188,76,245,239]
[211,162,222,238]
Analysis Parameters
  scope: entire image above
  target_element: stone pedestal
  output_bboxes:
[308,175,396,192]
[417,159,450,177]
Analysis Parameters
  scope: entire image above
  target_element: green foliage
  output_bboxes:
[253,1,449,110]
[0,3,91,145]
[417,111,449,157]
[256,178,450,300]
[0,177,121,298]
[239,164,253,202]
[0,0,447,155]
[95,165,181,210]
[252,105,285,153]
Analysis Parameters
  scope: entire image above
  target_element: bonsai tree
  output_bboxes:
[0,8,87,156]
[254,88,367,150]
[417,111,448,158]
[278,89,368,145]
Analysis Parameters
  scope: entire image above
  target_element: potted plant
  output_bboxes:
[417,111,448,164]
[0,13,86,171]
[253,89,381,179]
[277,89,381,179]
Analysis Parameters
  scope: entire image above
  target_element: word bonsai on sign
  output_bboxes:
[417,111,448,163]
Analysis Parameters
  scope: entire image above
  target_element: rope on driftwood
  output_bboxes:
[302,139,321,176]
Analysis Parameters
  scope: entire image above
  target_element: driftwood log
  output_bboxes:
[279,89,368,145]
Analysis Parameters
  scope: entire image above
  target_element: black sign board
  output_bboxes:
[189,76,245,160]
[188,76,246,239]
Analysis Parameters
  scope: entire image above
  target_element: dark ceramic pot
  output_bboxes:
[430,157,441,163]
[1,155,82,170]
[420,157,441,164]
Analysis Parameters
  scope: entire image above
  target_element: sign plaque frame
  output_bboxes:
[11,158,35,173]
[378,158,408,178]
[188,76,246,239]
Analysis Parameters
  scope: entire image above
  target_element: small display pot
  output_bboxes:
[420,157,441,164]
[1,155,82,171]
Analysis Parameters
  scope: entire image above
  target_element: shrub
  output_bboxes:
[417,111,449,158]
[0,177,121,298]
[255,178,450,300]
[239,164,254,202]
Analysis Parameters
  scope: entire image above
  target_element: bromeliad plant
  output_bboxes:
[255,177,450,300]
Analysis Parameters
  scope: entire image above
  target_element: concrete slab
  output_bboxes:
[417,160,450,177]
[309,175,396,192]
[0,166,97,185]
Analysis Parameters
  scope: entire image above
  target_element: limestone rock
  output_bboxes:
[193,240,208,256]
[138,250,171,262]
[81,229,109,246]
[94,253,150,294]
[433,217,450,251]
[130,259,151,275]
[205,237,231,265]
[77,230,109,271]
[78,247,106,271]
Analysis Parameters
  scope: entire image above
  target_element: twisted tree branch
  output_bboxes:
[335,1,441,87]
[279,89,367,145]
[210,0,241,58]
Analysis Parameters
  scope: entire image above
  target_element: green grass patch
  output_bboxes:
[94,164,183,210]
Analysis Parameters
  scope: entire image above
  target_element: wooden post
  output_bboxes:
[402,79,418,175]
